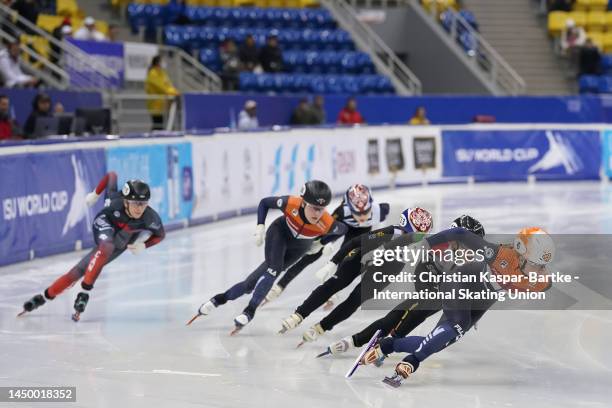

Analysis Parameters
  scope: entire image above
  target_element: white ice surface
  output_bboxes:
[1,182,611,408]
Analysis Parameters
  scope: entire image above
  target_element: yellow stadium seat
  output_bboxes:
[217,0,233,6]
[299,0,320,7]
[232,0,256,6]
[587,31,604,48]
[605,11,612,30]
[587,11,606,31]
[602,32,612,52]
[201,0,218,5]
[568,10,587,27]
[574,0,590,11]
[57,0,80,18]
[253,0,268,6]
[267,0,285,7]
[37,14,65,33]
[589,0,608,11]
[548,11,568,36]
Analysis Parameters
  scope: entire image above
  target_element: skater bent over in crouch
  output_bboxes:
[19,173,165,321]
[188,180,348,334]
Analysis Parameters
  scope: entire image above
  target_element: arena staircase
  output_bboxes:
[461,0,574,94]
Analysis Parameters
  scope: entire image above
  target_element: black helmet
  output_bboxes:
[450,215,485,237]
[300,180,331,207]
[122,180,150,202]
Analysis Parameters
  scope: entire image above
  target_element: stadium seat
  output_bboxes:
[601,54,612,73]
[548,11,568,36]
[587,11,607,31]
[590,0,609,11]
[568,11,587,28]
[602,32,612,52]
[578,74,598,93]
[598,75,612,92]
[588,31,605,49]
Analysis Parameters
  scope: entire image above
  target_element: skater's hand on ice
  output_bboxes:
[254,224,265,246]
[127,242,146,255]
[85,191,100,207]
[315,262,337,283]
[322,243,334,256]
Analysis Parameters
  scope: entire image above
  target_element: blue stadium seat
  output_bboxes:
[459,10,479,31]
[239,72,258,92]
[579,75,600,93]
[602,55,612,74]
[597,76,612,94]
[199,48,221,72]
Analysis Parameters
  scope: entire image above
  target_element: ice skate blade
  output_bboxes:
[229,326,242,336]
[186,312,202,326]
[382,375,402,388]
[278,326,288,334]
[296,341,305,349]
[316,348,331,358]
[71,312,81,322]
[16,310,27,317]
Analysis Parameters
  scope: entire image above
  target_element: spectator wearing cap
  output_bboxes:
[0,40,39,88]
[23,93,52,139]
[0,94,21,140]
[74,17,107,42]
[259,34,283,73]
[238,100,259,130]
[560,19,586,57]
[337,97,364,125]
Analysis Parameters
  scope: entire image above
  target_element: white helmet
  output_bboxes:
[513,227,555,266]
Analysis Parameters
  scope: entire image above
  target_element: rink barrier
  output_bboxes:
[0,124,608,267]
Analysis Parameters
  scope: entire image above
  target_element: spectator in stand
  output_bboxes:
[239,34,260,72]
[145,55,179,131]
[548,0,574,12]
[0,40,39,88]
[238,100,259,130]
[50,18,72,65]
[409,106,430,125]
[108,24,120,42]
[74,17,107,42]
[11,0,39,35]
[290,98,315,125]
[220,39,241,91]
[560,19,586,57]
[337,97,364,125]
[578,38,602,76]
[23,93,52,139]
[311,95,325,124]
[0,94,21,140]
[259,34,283,73]
[169,0,192,26]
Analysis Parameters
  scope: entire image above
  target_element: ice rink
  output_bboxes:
[1,182,611,408]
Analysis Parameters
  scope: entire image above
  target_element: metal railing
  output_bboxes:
[109,93,181,134]
[346,0,526,95]
[320,0,422,95]
[424,5,525,95]
[158,45,222,93]
[0,2,118,90]
[0,29,69,89]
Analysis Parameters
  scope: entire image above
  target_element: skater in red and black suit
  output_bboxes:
[188,180,348,334]
[19,172,165,321]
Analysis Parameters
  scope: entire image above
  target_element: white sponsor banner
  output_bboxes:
[124,42,159,81]
[189,126,442,220]
[191,134,261,219]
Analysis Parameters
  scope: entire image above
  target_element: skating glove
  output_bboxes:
[315,261,337,283]
[254,224,265,246]
[85,191,100,207]
[127,242,146,255]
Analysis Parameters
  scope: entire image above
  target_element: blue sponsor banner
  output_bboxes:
[0,149,106,265]
[66,39,124,89]
[106,143,193,225]
[442,130,601,181]
[602,130,612,177]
